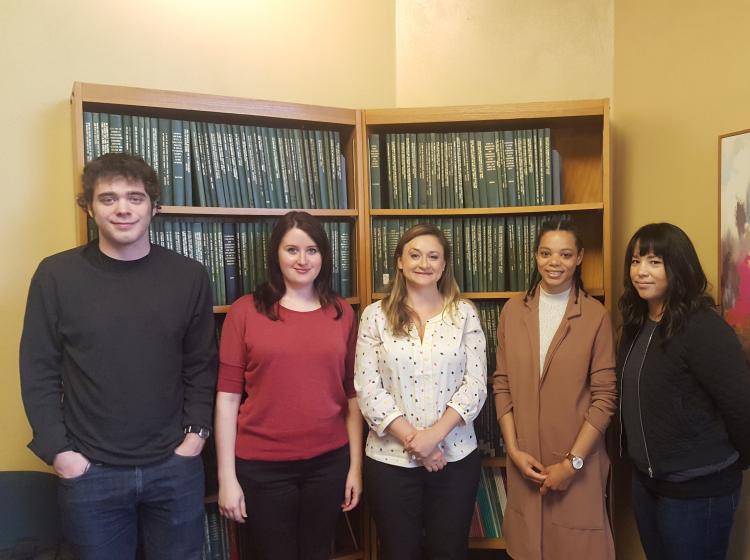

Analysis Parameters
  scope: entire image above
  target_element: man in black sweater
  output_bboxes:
[20,153,217,559]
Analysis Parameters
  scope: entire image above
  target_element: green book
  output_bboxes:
[462,218,473,292]
[503,131,518,206]
[427,133,437,209]
[100,113,111,154]
[237,126,256,207]
[220,124,239,207]
[206,124,227,207]
[496,217,506,291]
[253,127,272,208]
[158,118,173,205]
[83,112,94,163]
[182,121,193,206]
[188,122,206,207]
[449,218,461,289]
[292,129,310,210]
[332,131,347,208]
[368,134,382,209]
[123,115,133,154]
[396,133,412,208]
[314,130,330,208]
[507,217,517,292]
[278,129,295,208]
[542,128,552,204]
[552,148,563,204]
[109,114,123,153]
[469,133,484,208]
[409,133,419,209]
[303,130,319,209]
[229,125,249,208]
[171,120,185,206]
[483,132,499,207]
[386,134,398,209]
[323,131,337,208]
[92,112,102,158]
[338,221,351,297]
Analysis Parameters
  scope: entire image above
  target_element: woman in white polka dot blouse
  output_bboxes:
[355,223,487,559]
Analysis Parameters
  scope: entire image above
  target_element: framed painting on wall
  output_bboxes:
[719,128,750,357]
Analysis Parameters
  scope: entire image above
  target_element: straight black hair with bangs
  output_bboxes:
[619,222,714,339]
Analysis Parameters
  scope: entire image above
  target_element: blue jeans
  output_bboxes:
[631,475,741,560]
[57,452,205,560]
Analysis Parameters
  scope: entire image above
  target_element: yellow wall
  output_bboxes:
[0,0,395,471]
[395,0,613,106]
[613,1,750,558]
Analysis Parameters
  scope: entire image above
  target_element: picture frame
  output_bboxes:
[719,128,750,357]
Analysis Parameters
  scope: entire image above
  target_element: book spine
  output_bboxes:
[171,120,185,206]
[109,114,123,153]
[368,134,382,209]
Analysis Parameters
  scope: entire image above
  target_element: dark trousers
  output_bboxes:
[365,450,480,560]
[235,445,349,560]
[631,475,741,560]
[57,453,205,560]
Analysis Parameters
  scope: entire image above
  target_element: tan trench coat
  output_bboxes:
[493,290,617,560]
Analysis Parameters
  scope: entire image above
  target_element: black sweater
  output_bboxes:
[20,242,217,466]
[617,308,750,496]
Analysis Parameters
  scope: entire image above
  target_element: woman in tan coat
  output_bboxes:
[493,218,617,559]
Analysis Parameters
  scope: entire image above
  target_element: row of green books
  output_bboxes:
[203,503,238,560]
[371,213,569,294]
[83,111,348,209]
[140,217,353,305]
[368,129,562,209]
[475,302,505,458]
[470,466,508,539]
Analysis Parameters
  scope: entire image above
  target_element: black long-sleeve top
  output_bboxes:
[20,242,217,466]
[617,307,750,497]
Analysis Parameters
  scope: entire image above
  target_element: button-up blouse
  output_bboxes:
[354,299,487,467]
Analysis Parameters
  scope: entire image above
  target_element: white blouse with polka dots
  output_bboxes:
[354,299,487,468]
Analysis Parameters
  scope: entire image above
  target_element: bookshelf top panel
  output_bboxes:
[363,99,609,126]
[72,82,358,126]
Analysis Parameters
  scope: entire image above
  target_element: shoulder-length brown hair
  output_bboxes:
[254,211,342,320]
[381,223,461,336]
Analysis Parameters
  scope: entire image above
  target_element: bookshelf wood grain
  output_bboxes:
[469,537,507,550]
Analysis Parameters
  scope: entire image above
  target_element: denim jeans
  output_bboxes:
[631,475,741,560]
[57,452,205,560]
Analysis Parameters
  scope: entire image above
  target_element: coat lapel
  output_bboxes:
[540,290,582,384]
[522,294,541,391]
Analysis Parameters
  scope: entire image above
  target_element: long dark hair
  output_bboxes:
[525,217,586,302]
[619,222,714,339]
[254,211,343,320]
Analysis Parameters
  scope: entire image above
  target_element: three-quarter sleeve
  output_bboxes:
[585,311,618,434]
[354,304,404,437]
[492,303,513,420]
[446,304,487,423]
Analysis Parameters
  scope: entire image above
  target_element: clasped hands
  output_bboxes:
[403,428,446,472]
[509,449,576,496]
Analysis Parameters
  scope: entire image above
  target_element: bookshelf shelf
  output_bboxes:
[213,296,360,314]
[468,537,507,550]
[369,202,603,217]
[372,289,604,301]
[481,456,507,468]
[160,205,359,217]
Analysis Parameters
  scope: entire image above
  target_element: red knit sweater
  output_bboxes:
[218,295,357,461]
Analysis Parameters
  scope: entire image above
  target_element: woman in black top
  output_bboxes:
[618,222,750,560]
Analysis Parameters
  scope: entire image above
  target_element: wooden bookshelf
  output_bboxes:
[360,99,612,311]
[70,82,369,560]
[70,84,611,559]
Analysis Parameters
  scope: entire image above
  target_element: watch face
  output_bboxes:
[198,428,210,439]
[571,456,584,470]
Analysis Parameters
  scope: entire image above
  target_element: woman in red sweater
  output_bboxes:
[215,211,362,560]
